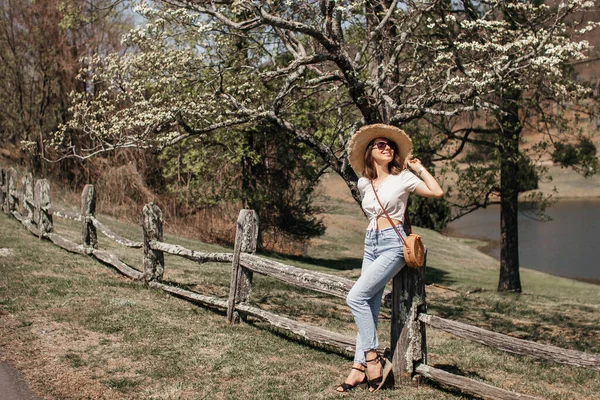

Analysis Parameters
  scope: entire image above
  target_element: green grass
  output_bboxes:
[1,174,599,399]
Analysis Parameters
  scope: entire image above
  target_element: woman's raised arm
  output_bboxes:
[408,158,444,199]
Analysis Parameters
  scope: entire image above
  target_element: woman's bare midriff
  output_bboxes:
[376,216,401,230]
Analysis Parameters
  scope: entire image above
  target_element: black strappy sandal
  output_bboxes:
[365,354,393,392]
[336,366,367,393]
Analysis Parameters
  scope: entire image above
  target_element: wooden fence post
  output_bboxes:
[143,203,164,283]
[81,184,98,249]
[227,209,259,323]
[390,213,427,387]
[35,179,53,238]
[0,168,5,213]
[21,173,34,223]
[6,168,18,215]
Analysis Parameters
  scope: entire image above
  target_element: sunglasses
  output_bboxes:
[372,141,395,151]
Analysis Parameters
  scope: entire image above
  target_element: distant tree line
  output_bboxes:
[0,0,130,178]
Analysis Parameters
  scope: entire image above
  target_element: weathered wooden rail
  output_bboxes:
[0,167,367,358]
[140,204,364,352]
[152,237,355,299]
[1,168,145,278]
[1,166,598,400]
[419,313,600,371]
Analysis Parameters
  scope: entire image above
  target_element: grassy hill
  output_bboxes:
[0,174,599,399]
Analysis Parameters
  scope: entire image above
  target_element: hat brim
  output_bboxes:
[347,124,413,176]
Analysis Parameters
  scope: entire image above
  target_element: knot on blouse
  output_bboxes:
[358,171,422,231]
[367,212,385,231]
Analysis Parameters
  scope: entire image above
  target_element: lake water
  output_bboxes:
[443,200,600,283]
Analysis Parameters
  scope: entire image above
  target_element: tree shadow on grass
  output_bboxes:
[426,291,600,352]
[425,264,455,287]
[431,363,487,380]
[246,317,354,359]
[261,252,466,283]
[416,364,485,399]
[427,299,469,321]
[259,250,364,271]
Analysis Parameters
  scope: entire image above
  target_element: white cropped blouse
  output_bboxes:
[358,170,422,231]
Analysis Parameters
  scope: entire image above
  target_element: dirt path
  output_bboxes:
[0,356,42,400]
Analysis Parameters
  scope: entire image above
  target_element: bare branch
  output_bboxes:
[261,54,334,79]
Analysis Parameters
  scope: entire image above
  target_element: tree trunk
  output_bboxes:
[499,180,520,291]
[497,91,522,292]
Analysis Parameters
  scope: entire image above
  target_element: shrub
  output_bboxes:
[552,137,597,168]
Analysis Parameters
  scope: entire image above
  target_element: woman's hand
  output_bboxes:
[408,158,444,199]
[407,158,426,176]
[408,158,423,169]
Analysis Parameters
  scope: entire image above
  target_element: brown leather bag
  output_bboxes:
[370,181,425,268]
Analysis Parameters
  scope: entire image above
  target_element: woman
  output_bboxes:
[336,124,443,393]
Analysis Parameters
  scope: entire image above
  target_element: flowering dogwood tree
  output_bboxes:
[420,0,598,291]
[53,0,598,291]
[53,0,487,197]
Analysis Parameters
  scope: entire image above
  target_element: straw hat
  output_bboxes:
[347,124,413,176]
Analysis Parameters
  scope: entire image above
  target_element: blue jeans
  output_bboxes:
[347,226,406,365]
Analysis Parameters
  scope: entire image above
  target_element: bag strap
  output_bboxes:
[370,180,409,248]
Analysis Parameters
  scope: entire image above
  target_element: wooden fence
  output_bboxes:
[1,166,599,400]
